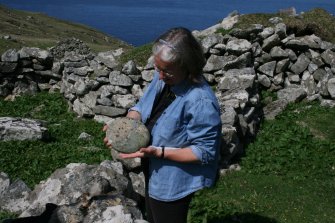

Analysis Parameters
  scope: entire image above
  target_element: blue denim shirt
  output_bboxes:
[130,72,222,201]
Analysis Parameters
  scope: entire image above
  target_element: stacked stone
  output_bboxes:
[0,47,60,98]
[0,161,147,222]
[198,22,335,165]
[1,21,335,167]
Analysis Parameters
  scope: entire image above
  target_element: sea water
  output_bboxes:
[0,0,334,46]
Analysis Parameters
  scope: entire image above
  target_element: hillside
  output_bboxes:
[0,5,132,54]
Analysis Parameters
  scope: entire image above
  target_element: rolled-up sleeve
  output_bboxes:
[187,98,221,165]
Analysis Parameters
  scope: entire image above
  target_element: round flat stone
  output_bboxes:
[106,117,150,153]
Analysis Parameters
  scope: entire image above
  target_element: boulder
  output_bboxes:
[106,117,150,154]
[0,117,49,141]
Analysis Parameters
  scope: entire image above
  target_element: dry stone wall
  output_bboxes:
[1,23,335,168]
[1,18,335,222]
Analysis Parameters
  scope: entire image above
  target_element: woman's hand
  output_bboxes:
[126,110,142,120]
[102,125,112,149]
[118,146,161,159]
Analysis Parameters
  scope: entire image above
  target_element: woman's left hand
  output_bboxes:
[118,146,160,159]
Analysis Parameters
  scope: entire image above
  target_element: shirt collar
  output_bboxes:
[169,79,193,96]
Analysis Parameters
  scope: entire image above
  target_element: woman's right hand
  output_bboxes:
[126,110,142,120]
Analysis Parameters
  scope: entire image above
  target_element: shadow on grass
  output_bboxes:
[209,212,278,223]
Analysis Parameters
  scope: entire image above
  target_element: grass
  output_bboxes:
[0,92,110,189]
[0,5,132,54]
[189,101,335,223]
[232,8,335,43]
[1,5,335,223]
[1,94,335,223]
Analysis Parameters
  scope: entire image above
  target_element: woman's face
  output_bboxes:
[154,55,187,86]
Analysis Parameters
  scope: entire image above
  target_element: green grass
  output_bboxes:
[0,5,132,54]
[189,101,335,223]
[234,8,335,43]
[0,92,110,189]
[1,94,335,223]
[120,43,154,67]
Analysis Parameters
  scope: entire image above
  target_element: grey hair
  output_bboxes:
[152,27,206,83]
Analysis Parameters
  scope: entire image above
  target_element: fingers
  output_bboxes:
[126,111,141,120]
[103,137,112,149]
[118,151,144,159]
[102,125,108,132]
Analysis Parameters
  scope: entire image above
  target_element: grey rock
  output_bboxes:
[93,105,127,117]
[201,33,224,53]
[320,99,335,108]
[321,49,335,66]
[129,172,145,198]
[262,34,281,52]
[80,91,100,109]
[258,74,271,88]
[1,49,19,62]
[109,71,133,87]
[327,78,335,99]
[313,68,328,82]
[226,39,252,55]
[131,84,144,99]
[0,117,49,141]
[301,71,316,96]
[35,70,62,80]
[287,73,300,84]
[285,39,310,51]
[95,51,118,69]
[73,99,94,117]
[0,61,17,73]
[112,94,137,109]
[78,132,93,141]
[285,48,297,61]
[263,99,289,120]
[19,47,53,65]
[0,174,31,213]
[97,97,113,106]
[106,117,150,153]
[270,46,288,59]
[276,58,290,74]
[277,87,307,102]
[203,73,216,84]
[223,52,252,70]
[100,85,129,98]
[317,78,330,97]
[203,55,226,72]
[20,162,130,218]
[220,106,237,126]
[122,60,139,76]
[74,78,90,96]
[258,27,274,39]
[269,17,283,24]
[258,61,276,77]
[275,23,287,39]
[290,54,310,75]
[218,68,256,91]
[63,60,88,68]
[141,69,155,82]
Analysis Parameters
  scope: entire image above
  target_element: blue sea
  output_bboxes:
[0,0,334,46]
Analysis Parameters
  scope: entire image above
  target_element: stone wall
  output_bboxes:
[1,18,335,222]
[1,23,335,168]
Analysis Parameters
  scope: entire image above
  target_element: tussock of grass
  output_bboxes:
[120,43,154,67]
[235,8,335,43]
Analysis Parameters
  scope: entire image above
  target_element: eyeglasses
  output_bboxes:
[154,65,175,78]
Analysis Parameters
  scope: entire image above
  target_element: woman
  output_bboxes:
[105,27,222,223]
